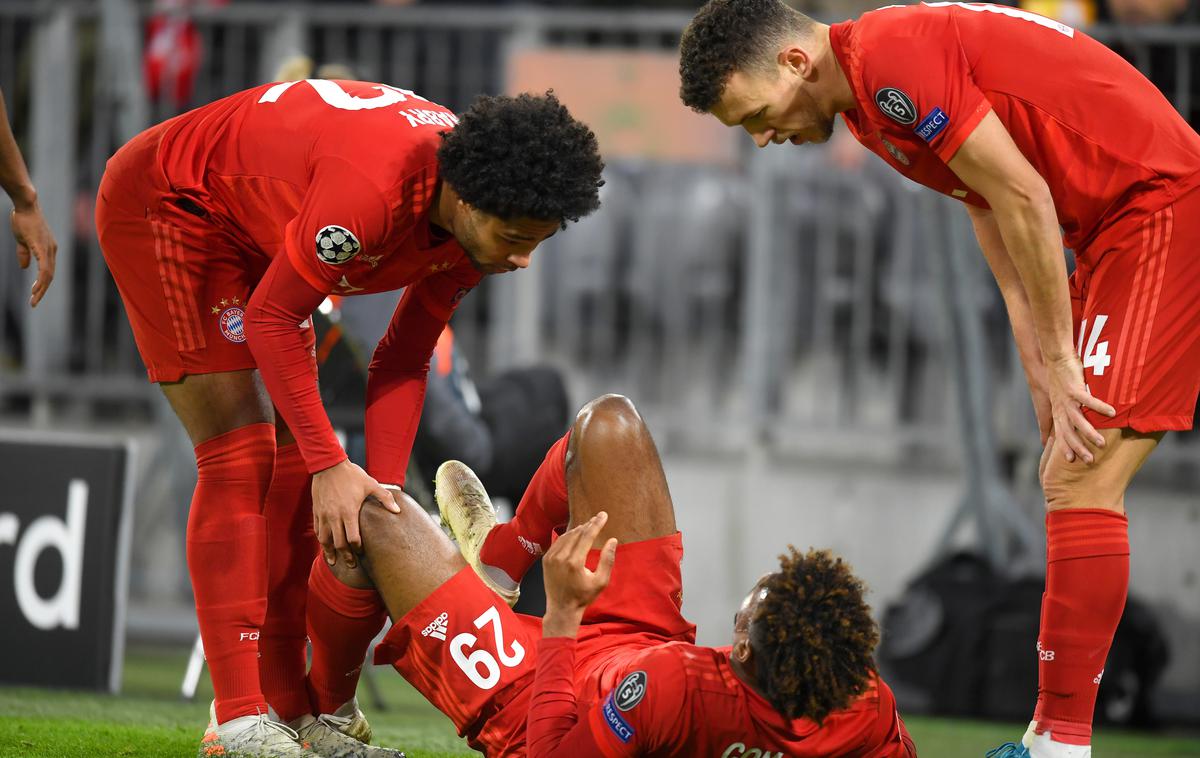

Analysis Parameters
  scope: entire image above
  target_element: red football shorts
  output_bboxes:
[1073,188,1200,433]
[96,124,310,383]
[373,532,694,757]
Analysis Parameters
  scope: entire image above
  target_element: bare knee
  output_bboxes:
[1041,455,1095,511]
[575,394,646,444]
[1041,429,1160,512]
[359,498,406,549]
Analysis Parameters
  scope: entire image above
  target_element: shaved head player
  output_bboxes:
[679,2,1200,757]
[96,82,603,757]
[324,394,915,757]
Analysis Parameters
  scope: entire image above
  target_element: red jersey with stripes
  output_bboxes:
[141,80,482,477]
[155,79,476,297]
[830,3,1200,257]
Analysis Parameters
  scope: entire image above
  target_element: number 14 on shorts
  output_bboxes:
[1077,315,1111,377]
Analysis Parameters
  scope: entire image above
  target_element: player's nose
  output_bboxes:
[507,252,532,269]
[751,128,775,148]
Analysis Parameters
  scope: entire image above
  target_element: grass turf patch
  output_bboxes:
[1,645,1197,757]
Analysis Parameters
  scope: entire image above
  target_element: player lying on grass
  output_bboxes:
[324,394,916,756]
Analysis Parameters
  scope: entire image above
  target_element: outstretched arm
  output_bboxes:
[0,86,56,307]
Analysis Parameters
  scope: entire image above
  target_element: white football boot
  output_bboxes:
[434,460,520,607]
[290,712,405,758]
[197,701,320,758]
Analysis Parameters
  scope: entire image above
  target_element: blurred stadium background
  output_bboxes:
[0,0,1198,755]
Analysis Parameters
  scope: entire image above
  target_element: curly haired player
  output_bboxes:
[326,394,915,757]
[679,1,1200,756]
[95,83,603,758]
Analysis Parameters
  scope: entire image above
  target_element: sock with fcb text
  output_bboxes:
[478,431,571,586]
[188,423,275,724]
[1032,508,1129,749]
[259,443,318,722]
[305,556,387,715]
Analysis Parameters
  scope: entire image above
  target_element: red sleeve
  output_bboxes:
[245,253,345,473]
[857,10,991,162]
[364,258,482,485]
[527,639,686,758]
[284,157,392,292]
[526,637,611,757]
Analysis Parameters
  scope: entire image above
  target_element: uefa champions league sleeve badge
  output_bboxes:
[315,225,361,265]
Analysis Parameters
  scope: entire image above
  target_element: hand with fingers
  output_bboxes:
[541,512,618,639]
[1045,353,1115,464]
[11,200,56,307]
[311,458,400,568]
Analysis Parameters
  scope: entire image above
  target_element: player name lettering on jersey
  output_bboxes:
[720,742,787,758]
[400,108,459,129]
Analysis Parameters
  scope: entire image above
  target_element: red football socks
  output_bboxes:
[187,423,275,724]
[1034,508,1130,746]
[305,556,386,715]
[259,443,317,722]
[478,431,571,584]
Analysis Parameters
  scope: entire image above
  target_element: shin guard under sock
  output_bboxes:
[1033,508,1130,746]
[305,556,386,715]
[478,431,571,583]
[259,442,317,722]
[188,423,275,724]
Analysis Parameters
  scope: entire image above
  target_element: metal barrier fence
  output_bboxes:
[0,4,1196,491]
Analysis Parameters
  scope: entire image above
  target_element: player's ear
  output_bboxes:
[732,637,753,665]
[780,45,812,78]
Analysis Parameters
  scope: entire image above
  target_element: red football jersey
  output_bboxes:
[830,3,1200,256]
[156,79,476,297]
[126,80,483,478]
[577,642,911,758]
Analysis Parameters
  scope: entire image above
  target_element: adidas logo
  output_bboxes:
[518,535,543,556]
[421,611,449,641]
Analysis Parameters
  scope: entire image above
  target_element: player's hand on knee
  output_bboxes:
[312,459,399,568]
[1046,354,1115,464]
[543,512,618,615]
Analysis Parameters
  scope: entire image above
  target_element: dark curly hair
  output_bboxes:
[679,0,818,113]
[437,91,604,227]
[749,547,879,723]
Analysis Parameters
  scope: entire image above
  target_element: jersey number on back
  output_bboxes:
[449,605,526,690]
[923,3,1075,37]
[257,79,427,110]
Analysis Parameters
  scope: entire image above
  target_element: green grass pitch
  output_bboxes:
[0,645,1196,757]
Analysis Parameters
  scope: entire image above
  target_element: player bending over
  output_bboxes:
[680,2,1200,755]
[326,394,916,756]
[97,80,603,758]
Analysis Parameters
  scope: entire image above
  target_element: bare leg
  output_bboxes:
[160,369,275,444]
[357,495,467,620]
[564,394,677,545]
[1041,427,1161,513]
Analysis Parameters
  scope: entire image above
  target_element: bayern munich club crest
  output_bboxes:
[220,306,246,343]
[315,224,361,265]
